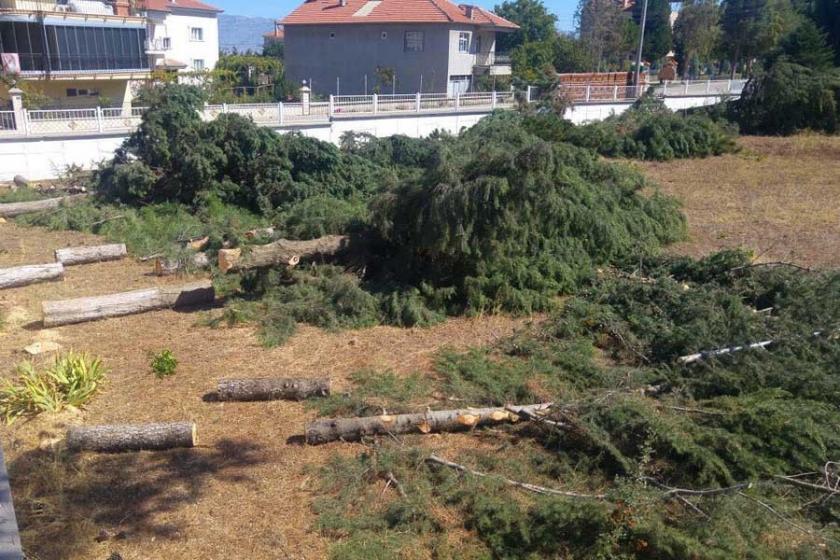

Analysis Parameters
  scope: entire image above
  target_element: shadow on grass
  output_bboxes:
[8,438,265,559]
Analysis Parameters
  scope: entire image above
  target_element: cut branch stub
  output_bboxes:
[217,377,330,401]
[305,403,553,445]
[66,422,197,453]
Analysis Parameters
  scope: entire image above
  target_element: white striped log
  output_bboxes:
[42,280,214,327]
[55,243,127,266]
[0,263,64,289]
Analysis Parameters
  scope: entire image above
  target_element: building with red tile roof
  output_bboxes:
[281,0,517,96]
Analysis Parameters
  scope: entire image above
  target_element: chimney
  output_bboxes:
[340,0,347,6]
[462,5,474,19]
[113,0,131,16]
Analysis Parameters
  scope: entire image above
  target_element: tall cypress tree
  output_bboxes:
[633,0,674,62]
[812,0,840,63]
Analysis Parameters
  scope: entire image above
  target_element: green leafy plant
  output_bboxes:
[0,352,107,423]
[150,349,178,379]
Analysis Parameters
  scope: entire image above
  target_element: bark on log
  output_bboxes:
[0,263,64,289]
[305,403,553,445]
[66,422,197,453]
[217,377,330,401]
[42,280,214,327]
[55,243,127,266]
[153,253,210,276]
[218,235,350,274]
[0,194,90,218]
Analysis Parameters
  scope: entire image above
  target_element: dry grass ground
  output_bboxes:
[0,134,838,559]
[639,135,840,268]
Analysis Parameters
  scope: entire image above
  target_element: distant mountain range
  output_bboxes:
[219,15,277,54]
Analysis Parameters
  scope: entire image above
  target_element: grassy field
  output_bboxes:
[0,134,838,559]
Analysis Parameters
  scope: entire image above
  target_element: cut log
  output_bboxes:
[0,194,90,218]
[218,235,350,274]
[217,377,330,401]
[66,422,196,453]
[55,243,127,266]
[0,263,64,289]
[244,227,276,240]
[153,253,210,276]
[42,280,214,327]
[305,403,553,445]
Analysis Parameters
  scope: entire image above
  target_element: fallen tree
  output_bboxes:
[217,377,330,401]
[305,403,553,444]
[0,194,90,218]
[218,235,350,274]
[0,263,64,289]
[66,422,196,452]
[55,243,127,266]
[42,280,214,327]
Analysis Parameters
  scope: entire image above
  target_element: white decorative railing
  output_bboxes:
[0,81,745,138]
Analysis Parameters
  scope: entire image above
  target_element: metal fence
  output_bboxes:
[0,81,744,138]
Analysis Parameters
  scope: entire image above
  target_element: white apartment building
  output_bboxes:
[140,0,221,76]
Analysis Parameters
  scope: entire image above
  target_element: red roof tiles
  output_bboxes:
[141,0,222,14]
[280,0,518,29]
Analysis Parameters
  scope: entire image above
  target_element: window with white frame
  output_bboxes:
[193,59,205,71]
[404,31,424,52]
[458,32,470,53]
[190,27,204,41]
[162,37,171,49]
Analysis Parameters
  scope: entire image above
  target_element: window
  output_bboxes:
[458,32,470,53]
[77,88,89,96]
[162,37,171,50]
[404,31,424,52]
[190,27,203,41]
[475,36,482,54]
[192,59,205,71]
[66,88,78,97]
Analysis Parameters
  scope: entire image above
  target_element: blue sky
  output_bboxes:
[211,0,581,31]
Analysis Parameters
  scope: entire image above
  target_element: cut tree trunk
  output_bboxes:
[0,194,90,218]
[217,377,330,401]
[218,235,350,273]
[244,227,276,240]
[305,403,553,445]
[0,263,64,289]
[42,280,214,327]
[55,243,127,266]
[153,253,210,276]
[66,422,196,453]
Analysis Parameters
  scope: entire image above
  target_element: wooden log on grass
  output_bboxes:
[218,235,350,274]
[67,422,196,453]
[217,377,330,401]
[0,263,64,289]
[305,403,553,445]
[0,194,90,218]
[42,280,214,327]
[153,253,211,276]
[55,243,127,266]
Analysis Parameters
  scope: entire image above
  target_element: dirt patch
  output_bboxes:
[0,221,531,560]
[638,134,840,268]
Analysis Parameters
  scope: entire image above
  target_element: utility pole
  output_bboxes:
[633,0,649,94]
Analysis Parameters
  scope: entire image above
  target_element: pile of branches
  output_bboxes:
[310,250,840,559]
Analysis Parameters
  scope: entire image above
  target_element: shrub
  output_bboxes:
[150,349,178,379]
[545,96,739,160]
[0,353,107,423]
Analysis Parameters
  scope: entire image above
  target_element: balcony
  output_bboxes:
[474,51,512,76]
[145,38,171,54]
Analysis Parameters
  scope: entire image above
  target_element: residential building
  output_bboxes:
[263,21,284,52]
[139,0,221,76]
[280,0,517,96]
[0,0,150,108]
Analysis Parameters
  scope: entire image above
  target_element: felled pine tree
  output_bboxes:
[369,112,687,314]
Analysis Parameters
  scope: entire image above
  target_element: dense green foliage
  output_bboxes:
[311,251,840,558]
[150,349,178,379]
[525,97,739,160]
[632,0,673,62]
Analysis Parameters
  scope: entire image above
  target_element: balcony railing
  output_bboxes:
[475,52,512,67]
[145,38,172,52]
